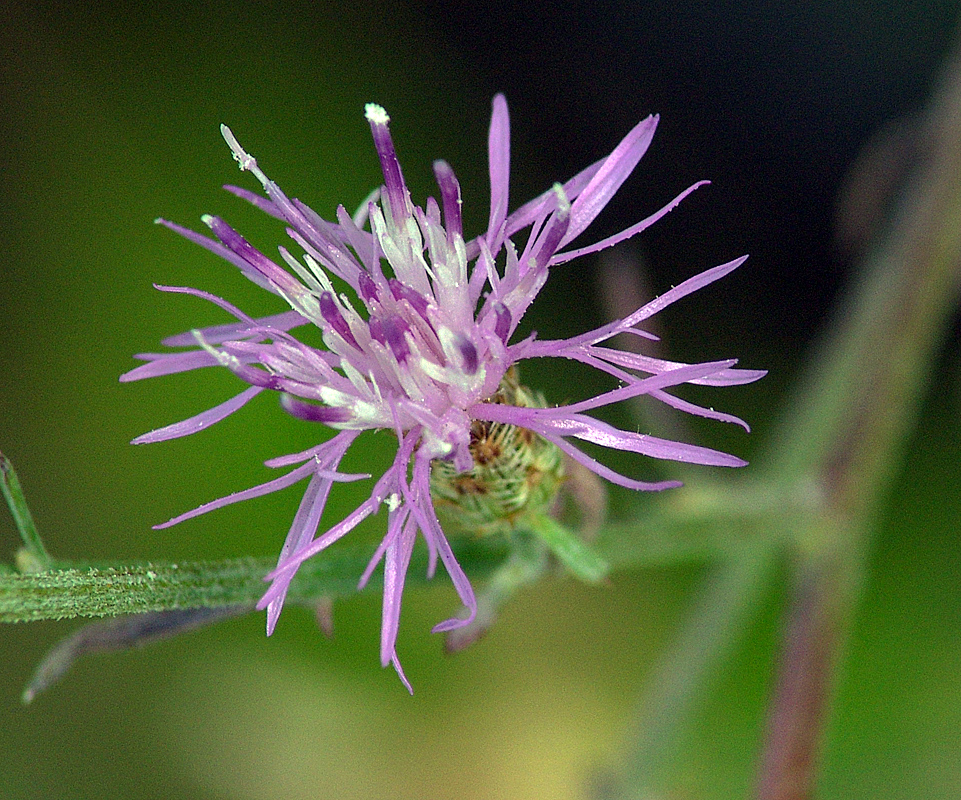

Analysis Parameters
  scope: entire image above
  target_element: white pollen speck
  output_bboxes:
[365,103,389,125]
[220,124,255,170]
[385,493,401,512]
[551,182,572,213]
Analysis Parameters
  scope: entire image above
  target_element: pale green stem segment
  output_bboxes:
[0,547,514,625]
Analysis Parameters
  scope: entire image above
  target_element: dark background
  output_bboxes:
[1,2,959,798]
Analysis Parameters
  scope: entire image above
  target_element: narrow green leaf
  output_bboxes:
[526,513,608,583]
[0,452,52,571]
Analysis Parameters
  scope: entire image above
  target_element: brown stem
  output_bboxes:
[754,557,848,800]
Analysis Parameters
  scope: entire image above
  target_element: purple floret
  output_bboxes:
[123,95,763,690]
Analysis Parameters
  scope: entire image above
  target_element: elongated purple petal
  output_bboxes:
[593,348,767,386]
[552,181,708,265]
[266,471,329,634]
[562,114,658,246]
[264,431,362,469]
[258,500,378,609]
[223,184,285,220]
[540,430,682,492]
[408,457,476,631]
[132,386,264,443]
[204,216,308,302]
[544,414,747,466]
[380,515,417,666]
[540,360,738,415]
[481,156,606,257]
[486,93,511,251]
[120,349,225,381]
[156,219,279,294]
[521,256,750,356]
[162,310,308,347]
[358,506,406,590]
[155,459,318,530]
[649,388,751,430]
[620,255,749,328]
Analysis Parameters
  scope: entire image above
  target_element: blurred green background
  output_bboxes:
[1,1,959,798]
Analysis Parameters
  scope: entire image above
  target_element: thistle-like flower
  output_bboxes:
[122,96,763,689]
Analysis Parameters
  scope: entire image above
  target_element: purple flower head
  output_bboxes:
[122,95,763,691]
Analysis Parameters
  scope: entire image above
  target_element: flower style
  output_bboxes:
[122,96,763,689]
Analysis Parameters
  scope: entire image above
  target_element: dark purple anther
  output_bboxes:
[433,159,463,241]
[232,362,283,390]
[365,104,410,226]
[281,395,353,424]
[382,317,411,363]
[493,302,512,342]
[388,279,431,317]
[205,215,300,297]
[368,315,386,346]
[456,335,479,375]
[358,271,379,304]
[318,292,358,347]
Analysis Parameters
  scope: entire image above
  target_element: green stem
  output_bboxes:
[2,471,776,626]
[526,513,608,583]
[0,537,510,624]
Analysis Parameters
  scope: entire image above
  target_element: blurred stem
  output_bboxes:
[774,36,961,494]
[754,24,961,800]
[755,547,858,800]
[608,541,777,799]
